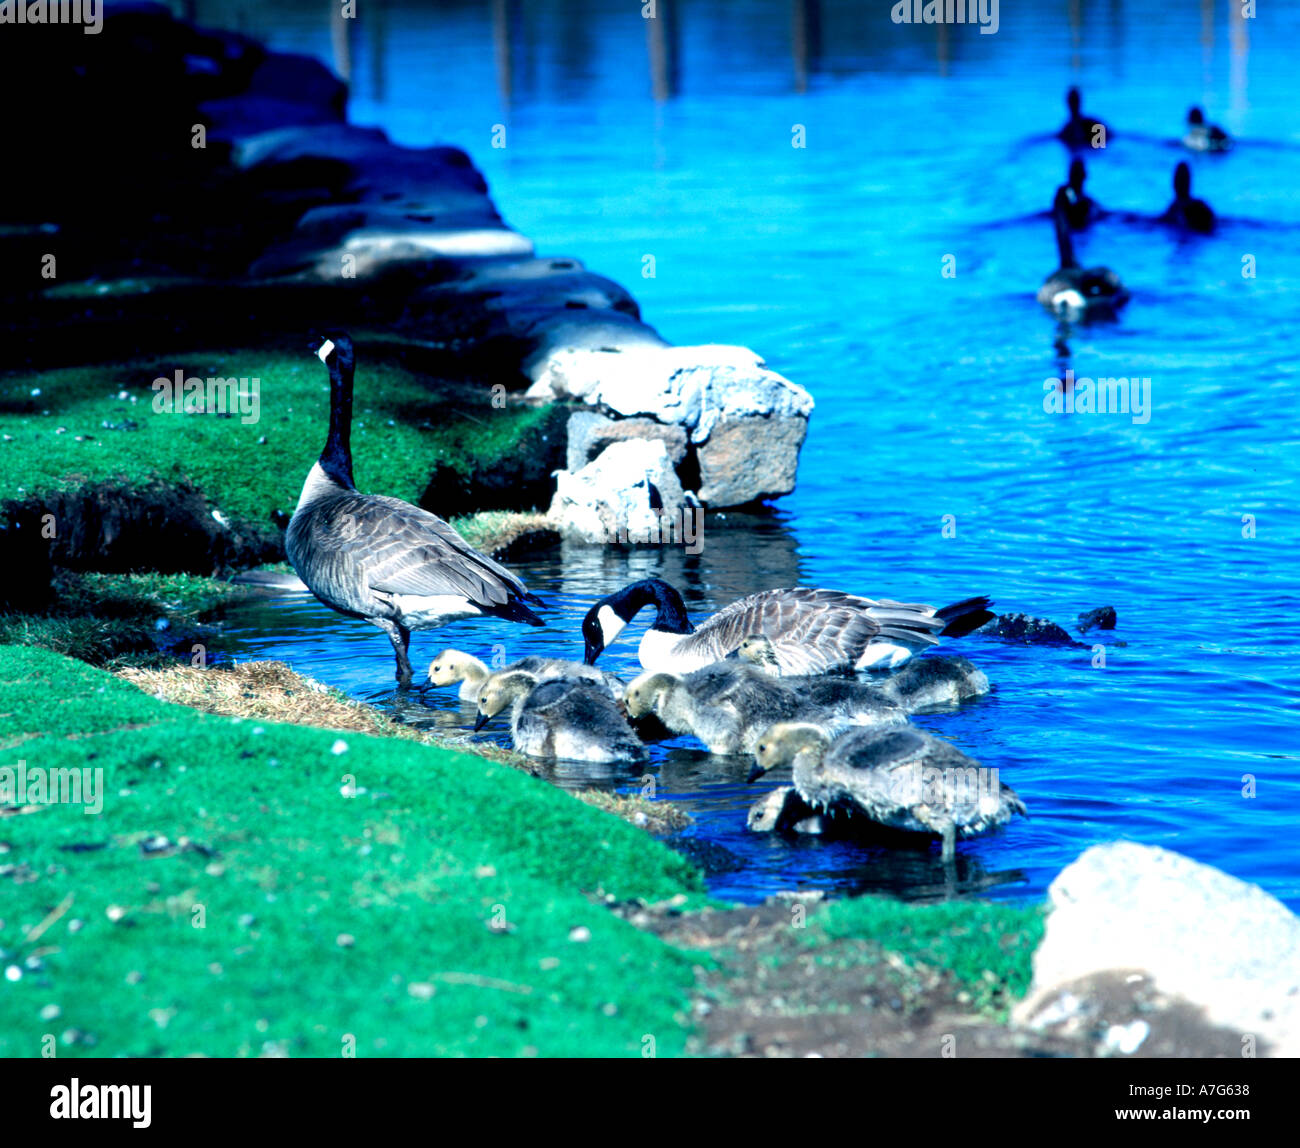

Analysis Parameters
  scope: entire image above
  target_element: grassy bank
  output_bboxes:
[0,347,553,528]
[0,646,703,1057]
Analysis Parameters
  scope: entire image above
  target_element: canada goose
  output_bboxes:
[622,661,900,755]
[425,648,623,701]
[1038,187,1128,319]
[581,578,994,675]
[737,635,989,713]
[748,723,1027,861]
[1159,161,1216,233]
[1183,107,1231,153]
[285,334,543,685]
[1057,86,1108,149]
[1059,158,1096,230]
[472,670,647,764]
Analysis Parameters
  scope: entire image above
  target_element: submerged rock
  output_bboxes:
[1015,843,1300,1056]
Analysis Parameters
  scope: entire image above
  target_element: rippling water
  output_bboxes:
[215,0,1299,908]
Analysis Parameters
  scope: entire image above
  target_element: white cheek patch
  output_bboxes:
[317,339,335,363]
[597,605,626,648]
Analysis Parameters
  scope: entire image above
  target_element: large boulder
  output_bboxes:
[548,439,689,545]
[1014,843,1300,1056]
[528,344,813,507]
[566,411,687,472]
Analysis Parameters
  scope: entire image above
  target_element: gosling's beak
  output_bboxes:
[746,762,767,784]
[473,711,492,732]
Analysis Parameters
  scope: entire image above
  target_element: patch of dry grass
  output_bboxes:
[115,659,690,833]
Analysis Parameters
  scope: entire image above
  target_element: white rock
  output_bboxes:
[548,439,687,545]
[1016,843,1300,1056]
[526,344,814,443]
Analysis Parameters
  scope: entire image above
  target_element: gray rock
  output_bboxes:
[566,411,688,472]
[1014,843,1300,1056]
[548,439,688,545]
[696,413,807,505]
[1077,606,1118,633]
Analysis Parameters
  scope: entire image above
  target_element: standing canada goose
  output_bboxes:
[1159,161,1216,233]
[1038,186,1128,319]
[1183,107,1231,153]
[1058,158,1097,230]
[472,670,647,764]
[737,636,990,712]
[1057,86,1109,149]
[581,578,994,675]
[747,723,1027,861]
[623,662,905,755]
[286,334,543,685]
[425,648,623,701]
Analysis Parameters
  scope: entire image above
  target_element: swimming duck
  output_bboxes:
[472,670,647,764]
[1057,86,1109,149]
[1038,187,1128,319]
[1160,161,1216,233]
[581,578,994,675]
[425,648,623,701]
[747,722,1027,861]
[1183,107,1231,153]
[1058,158,1097,230]
[286,334,543,685]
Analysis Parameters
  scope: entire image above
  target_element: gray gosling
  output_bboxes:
[747,722,1027,861]
[473,669,647,764]
[426,648,623,702]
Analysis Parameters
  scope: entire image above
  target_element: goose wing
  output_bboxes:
[678,588,945,675]
[317,493,535,607]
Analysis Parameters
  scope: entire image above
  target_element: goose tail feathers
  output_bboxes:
[935,595,996,638]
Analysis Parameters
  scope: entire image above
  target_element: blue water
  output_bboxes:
[220,0,1300,908]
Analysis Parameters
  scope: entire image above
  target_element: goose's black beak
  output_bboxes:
[473,712,492,732]
[583,640,601,666]
[746,763,766,784]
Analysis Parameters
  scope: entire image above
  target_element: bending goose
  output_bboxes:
[286,334,543,685]
[1057,86,1109,149]
[1183,107,1231,153]
[623,662,905,755]
[1038,186,1128,319]
[747,722,1027,861]
[1159,161,1216,233]
[425,648,623,702]
[581,578,994,675]
[472,670,647,764]
[737,636,989,712]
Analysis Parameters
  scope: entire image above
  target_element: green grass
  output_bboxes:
[0,646,703,1057]
[814,894,1044,1016]
[0,348,552,527]
[0,571,249,666]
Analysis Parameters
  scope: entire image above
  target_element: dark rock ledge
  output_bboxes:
[3,3,813,555]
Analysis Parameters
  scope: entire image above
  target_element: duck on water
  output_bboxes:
[581,578,994,676]
[285,334,544,685]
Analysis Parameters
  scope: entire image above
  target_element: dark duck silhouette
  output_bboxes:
[1160,161,1216,233]
[1057,86,1109,149]
[1183,106,1231,153]
[1058,157,1097,229]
